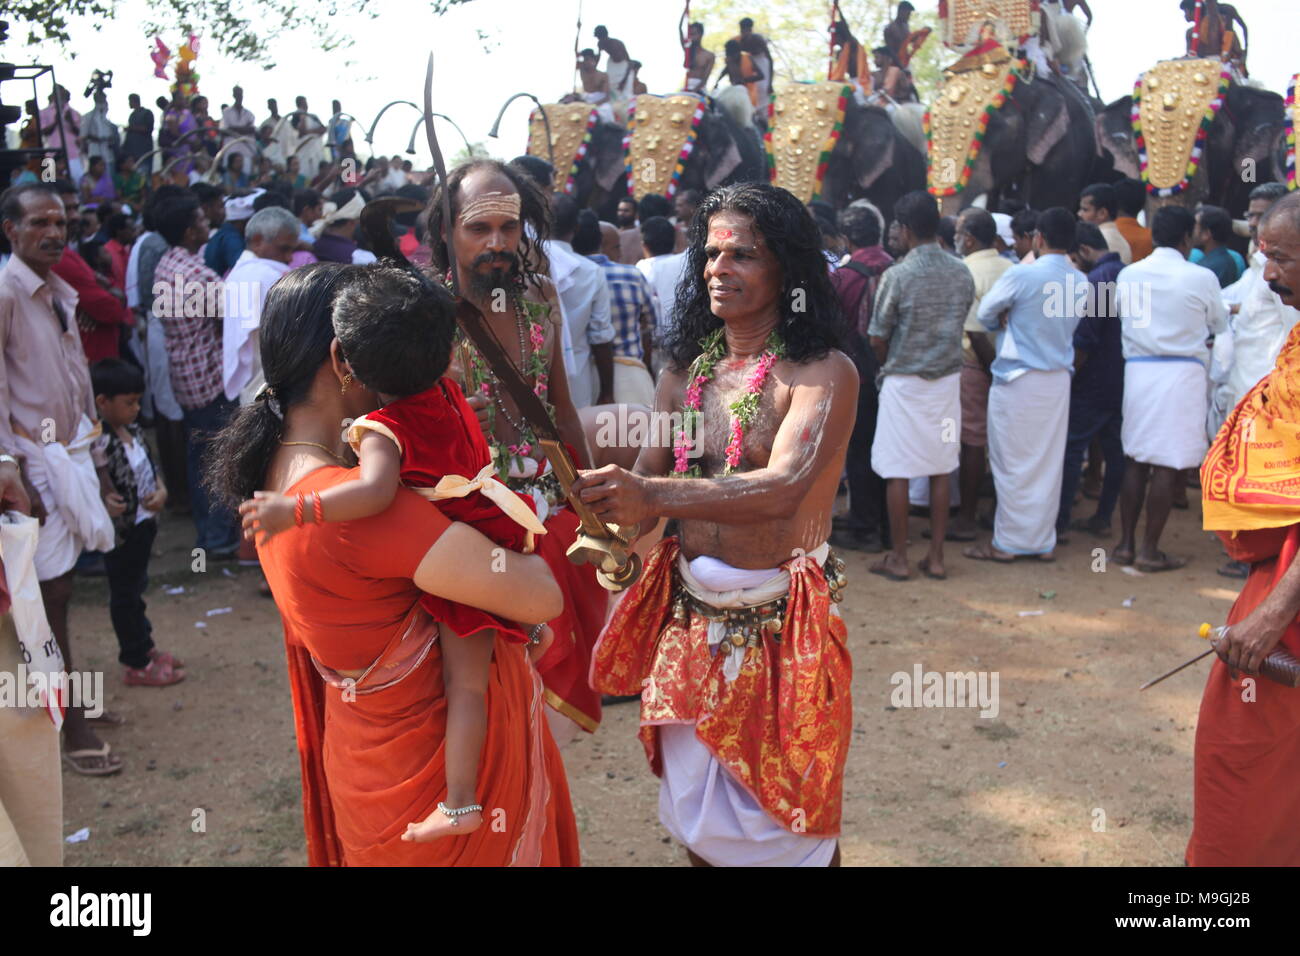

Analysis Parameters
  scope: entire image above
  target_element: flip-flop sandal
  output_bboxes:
[962,545,1014,563]
[869,563,911,582]
[1112,549,1136,566]
[62,743,123,776]
[149,648,184,669]
[87,710,126,727]
[1135,552,1188,573]
[917,558,947,580]
[1216,561,1248,579]
[124,657,186,687]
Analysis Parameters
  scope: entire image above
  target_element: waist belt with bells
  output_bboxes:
[669,549,848,657]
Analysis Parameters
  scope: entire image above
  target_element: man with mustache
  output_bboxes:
[427,159,607,740]
[0,183,123,776]
[1191,190,1300,865]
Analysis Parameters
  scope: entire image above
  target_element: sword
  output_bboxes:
[415,53,641,591]
[1139,623,1218,691]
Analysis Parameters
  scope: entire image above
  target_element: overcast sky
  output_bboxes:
[11,0,1294,162]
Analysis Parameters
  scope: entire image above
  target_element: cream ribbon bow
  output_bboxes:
[414,463,548,543]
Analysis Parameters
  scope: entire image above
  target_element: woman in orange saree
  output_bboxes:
[206,263,580,866]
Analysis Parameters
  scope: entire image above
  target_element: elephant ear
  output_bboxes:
[1225,85,1287,183]
[1024,82,1071,167]
[1095,95,1138,180]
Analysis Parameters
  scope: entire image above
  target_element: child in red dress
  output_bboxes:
[241,266,548,840]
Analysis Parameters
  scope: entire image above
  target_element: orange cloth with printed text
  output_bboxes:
[591,537,852,836]
[1202,323,1300,532]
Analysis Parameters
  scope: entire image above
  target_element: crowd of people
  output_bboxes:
[1,0,1296,870]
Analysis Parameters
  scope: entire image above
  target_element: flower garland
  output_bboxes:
[1286,73,1298,192]
[623,92,706,200]
[457,293,553,481]
[1132,63,1231,198]
[925,61,1022,198]
[672,328,786,478]
[763,89,778,183]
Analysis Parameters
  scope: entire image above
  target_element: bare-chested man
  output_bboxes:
[733,17,773,105]
[574,182,858,867]
[577,48,614,123]
[681,21,716,93]
[426,159,609,736]
[594,25,633,108]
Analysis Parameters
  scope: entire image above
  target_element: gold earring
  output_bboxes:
[340,372,353,395]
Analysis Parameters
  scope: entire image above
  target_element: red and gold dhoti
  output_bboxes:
[511,467,608,733]
[592,537,852,863]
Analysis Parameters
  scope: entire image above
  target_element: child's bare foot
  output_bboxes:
[401,803,483,842]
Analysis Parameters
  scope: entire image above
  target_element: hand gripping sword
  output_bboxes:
[373,54,641,591]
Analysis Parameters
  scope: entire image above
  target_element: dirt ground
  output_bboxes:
[61,494,1234,867]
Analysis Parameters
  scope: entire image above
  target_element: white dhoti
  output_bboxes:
[612,357,656,407]
[1122,358,1209,470]
[657,545,838,867]
[606,60,632,103]
[988,369,1070,556]
[12,417,115,580]
[751,53,772,105]
[871,373,961,479]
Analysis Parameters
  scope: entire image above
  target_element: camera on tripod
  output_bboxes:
[84,68,112,99]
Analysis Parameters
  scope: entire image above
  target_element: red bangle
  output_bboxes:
[312,491,324,525]
[294,493,305,527]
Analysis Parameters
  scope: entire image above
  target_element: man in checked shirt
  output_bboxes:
[151,191,240,559]
[573,209,656,407]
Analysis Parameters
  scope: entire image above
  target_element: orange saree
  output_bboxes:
[1189,326,1300,865]
[261,466,580,866]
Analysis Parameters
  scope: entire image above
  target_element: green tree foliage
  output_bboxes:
[686,0,948,100]
[0,0,476,66]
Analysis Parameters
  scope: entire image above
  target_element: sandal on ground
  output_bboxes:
[1135,552,1187,573]
[1112,548,1135,566]
[124,656,186,687]
[149,647,184,669]
[962,543,1014,563]
[917,557,947,580]
[1216,560,1249,580]
[868,560,911,582]
[921,527,977,542]
[62,743,123,776]
[87,710,126,727]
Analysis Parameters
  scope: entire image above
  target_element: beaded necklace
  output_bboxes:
[453,279,553,480]
[673,327,786,478]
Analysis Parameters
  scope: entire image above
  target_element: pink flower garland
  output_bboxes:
[723,350,779,470]
[672,329,785,477]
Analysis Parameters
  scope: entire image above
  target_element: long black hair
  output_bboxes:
[424,157,550,292]
[664,182,844,370]
[204,262,354,508]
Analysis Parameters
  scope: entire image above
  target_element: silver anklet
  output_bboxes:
[438,801,483,827]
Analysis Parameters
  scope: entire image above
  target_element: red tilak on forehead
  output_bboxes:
[711,228,734,240]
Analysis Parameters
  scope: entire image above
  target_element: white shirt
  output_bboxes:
[1099,221,1133,266]
[382,168,407,192]
[220,105,258,164]
[222,250,291,403]
[125,230,151,310]
[636,252,689,340]
[547,239,614,408]
[1117,247,1228,365]
[1226,250,1300,405]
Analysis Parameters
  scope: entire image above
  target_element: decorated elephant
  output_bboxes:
[526,91,765,221]
[925,54,1100,216]
[762,82,926,220]
[1095,59,1286,216]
